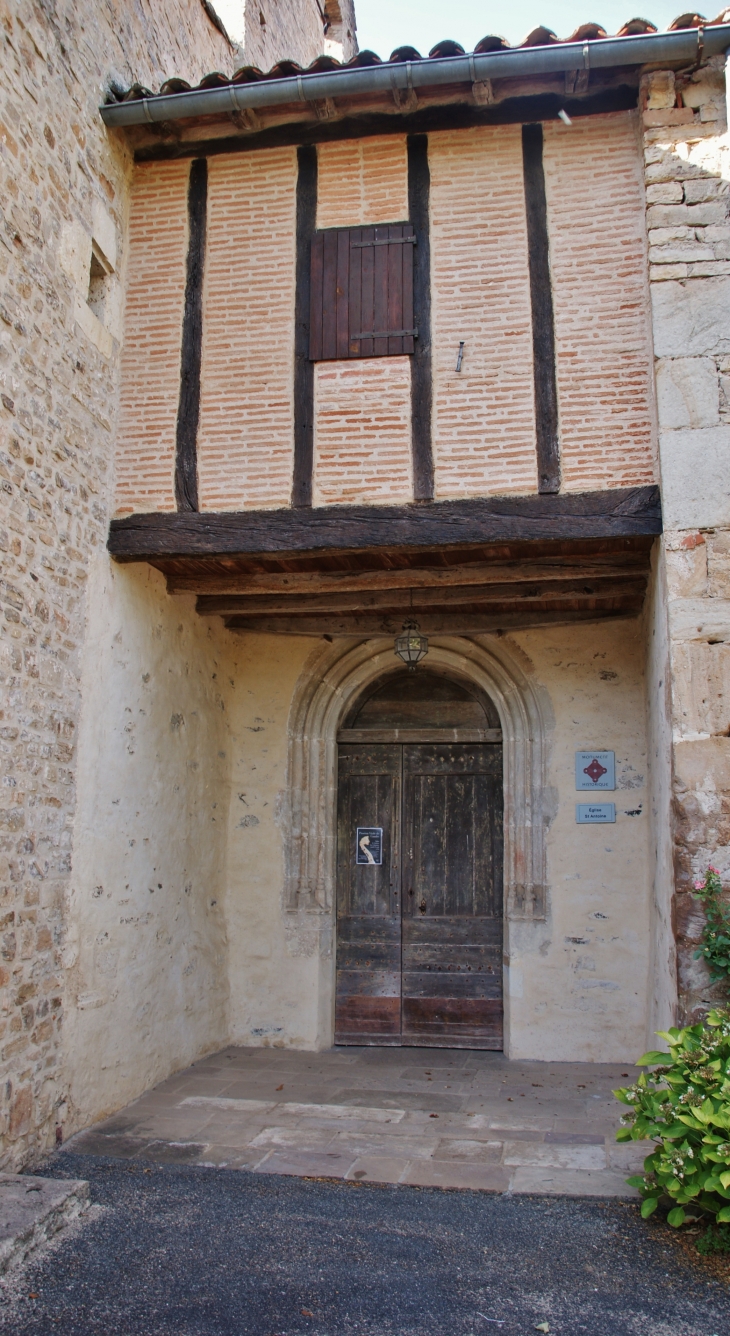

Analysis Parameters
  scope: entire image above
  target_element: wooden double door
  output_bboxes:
[335,742,504,1049]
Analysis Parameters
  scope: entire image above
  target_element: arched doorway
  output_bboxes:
[334,670,504,1049]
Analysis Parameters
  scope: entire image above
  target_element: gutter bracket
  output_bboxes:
[470,53,494,105]
[228,85,260,131]
[391,62,417,113]
[566,45,590,96]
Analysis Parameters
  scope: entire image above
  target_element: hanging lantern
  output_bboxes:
[394,619,429,671]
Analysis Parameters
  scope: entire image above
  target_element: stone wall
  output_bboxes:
[213,0,357,68]
[643,56,730,1022]
[0,0,329,1170]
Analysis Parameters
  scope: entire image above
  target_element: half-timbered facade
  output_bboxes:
[4,0,730,1162]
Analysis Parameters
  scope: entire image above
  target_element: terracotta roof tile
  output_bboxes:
[108,11,730,103]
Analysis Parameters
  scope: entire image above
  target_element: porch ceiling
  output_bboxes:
[108,486,660,634]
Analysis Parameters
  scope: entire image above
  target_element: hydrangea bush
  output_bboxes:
[615,1008,730,1227]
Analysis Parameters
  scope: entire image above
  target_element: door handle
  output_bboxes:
[419,898,427,914]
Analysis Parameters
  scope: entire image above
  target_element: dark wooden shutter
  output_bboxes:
[309,224,415,361]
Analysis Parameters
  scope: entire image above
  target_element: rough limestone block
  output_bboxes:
[708,533,730,597]
[652,278,730,358]
[644,70,676,109]
[664,535,708,599]
[674,736,730,791]
[0,1174,88,1276]
[671,639,730,737]
[668,594,730,643]
[646,182,684,204]
[656,357,720,429]
[661,426,730,529]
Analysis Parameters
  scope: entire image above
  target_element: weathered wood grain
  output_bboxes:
[134,84,640,165]
[224,604,644,636]
[196,573,647,617]
[293,145,317,506]
[408,135,433,501]
[522,123,560,495]
[108,486,662,559]
[174,158,207,513]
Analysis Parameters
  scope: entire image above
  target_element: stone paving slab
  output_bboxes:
[63,1045,646,1196]
[0,1173,88,1276]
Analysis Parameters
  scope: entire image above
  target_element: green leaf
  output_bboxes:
[720,1171,730,1189]
[640,1197,659,1219]
[626,1175,647,1188]
[637,1051,671,1066]
[717,1206,730,1223]
[667,1206,686,1227]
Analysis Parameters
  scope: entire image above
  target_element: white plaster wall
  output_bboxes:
[64,559,234,1129]
[221,632,325,1049]
[221,620,653,1063]
[505,620,651,1062]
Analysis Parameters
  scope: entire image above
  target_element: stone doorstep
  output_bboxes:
[0,1174,89,1277]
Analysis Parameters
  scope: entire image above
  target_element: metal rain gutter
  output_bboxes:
[100,26,730,129]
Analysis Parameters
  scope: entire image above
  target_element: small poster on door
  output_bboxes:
[356,827,383,865]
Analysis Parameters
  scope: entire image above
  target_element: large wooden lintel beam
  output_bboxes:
[109,486,661,562]
[223,604,644,637]
[197,574,647,619]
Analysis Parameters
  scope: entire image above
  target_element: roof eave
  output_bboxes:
[100,26,730,129]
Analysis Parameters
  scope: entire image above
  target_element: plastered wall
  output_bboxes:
[215,619,652,1063]
[64,560,234,1130]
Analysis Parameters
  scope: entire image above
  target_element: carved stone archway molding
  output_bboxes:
[284,635,551,925]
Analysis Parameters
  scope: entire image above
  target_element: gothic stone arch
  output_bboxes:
[285,631,550,907]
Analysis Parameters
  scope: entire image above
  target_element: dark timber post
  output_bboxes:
[522,123,560,495]
[407,135,433,502]
[175,157,207,512]
[293,145,318,507]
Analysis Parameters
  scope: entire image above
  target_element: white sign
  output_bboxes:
[576,803,616,824]
[575,751,615,791]
[356,827,383,865]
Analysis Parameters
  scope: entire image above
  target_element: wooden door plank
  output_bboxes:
[321,228,339,361]
[402,225,415,356]
[388,224,404,356]
[336,227,350,359]
[359,226,374,359]
[335,743,402,1045]
[402,743,504,1049]
[348,227,362,358]
[309,229,324,362]
[372,225,388,357]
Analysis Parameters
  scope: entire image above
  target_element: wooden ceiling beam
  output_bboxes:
[168,552,649,597]
[197,574,647,618]
[222,604,644,637]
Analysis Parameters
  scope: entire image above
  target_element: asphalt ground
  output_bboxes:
[0,1152,727,1336]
